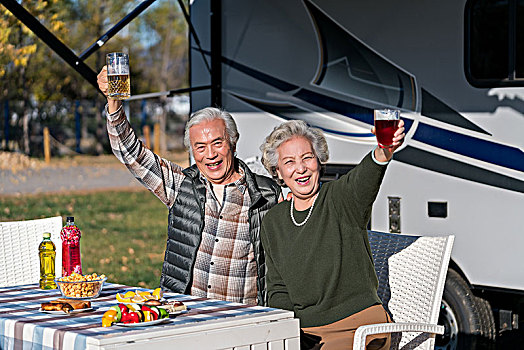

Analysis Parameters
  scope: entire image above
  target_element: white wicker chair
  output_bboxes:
[353,231,454,350]
[0,216,63,287]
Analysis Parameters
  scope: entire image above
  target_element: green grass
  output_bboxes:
[0,190,168,289]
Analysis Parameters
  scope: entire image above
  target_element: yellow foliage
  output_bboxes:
[20,44,37,55]
[22,26,34,36]
[0,27,11,42]
[35,1,48,11]
[52,20,64,32]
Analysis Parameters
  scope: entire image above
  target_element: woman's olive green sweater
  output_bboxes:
[260,152,387,327]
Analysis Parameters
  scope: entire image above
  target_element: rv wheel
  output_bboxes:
[435,269,495,350]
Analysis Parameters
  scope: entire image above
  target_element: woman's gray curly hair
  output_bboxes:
[260,120,329,186]
[184,107,239,152]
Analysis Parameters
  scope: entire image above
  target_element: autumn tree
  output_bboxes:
[0,0,71,153]
[1,0,188,155]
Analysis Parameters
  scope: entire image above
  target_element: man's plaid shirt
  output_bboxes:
[106,106,257,305]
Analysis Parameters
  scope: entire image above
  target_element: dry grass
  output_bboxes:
[0,150,190,288]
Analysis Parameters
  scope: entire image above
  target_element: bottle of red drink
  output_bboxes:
[61,216,82,276]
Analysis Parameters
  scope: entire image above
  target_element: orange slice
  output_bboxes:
[123,291,136,299]
[152,288,163,300]
[116,293,132,303]
[136,290,152,298]
[131,294,146,303]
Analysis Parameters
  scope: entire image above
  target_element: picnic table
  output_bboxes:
[0,283,300,350]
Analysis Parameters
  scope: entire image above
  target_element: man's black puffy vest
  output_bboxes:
[159,159,280,305]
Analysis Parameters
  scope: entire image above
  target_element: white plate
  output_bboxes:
[115,318,171,327]
[169,309,188,316]
[39,307,94,315]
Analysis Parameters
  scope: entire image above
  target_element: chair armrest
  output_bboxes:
[353,323,445,350]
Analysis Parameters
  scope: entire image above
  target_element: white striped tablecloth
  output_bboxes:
[0,283,294,350]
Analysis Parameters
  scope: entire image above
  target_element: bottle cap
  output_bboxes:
[43,232,51,239]
[66,216,74,222]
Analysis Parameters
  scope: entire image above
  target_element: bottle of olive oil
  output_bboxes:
[39,232,57,289]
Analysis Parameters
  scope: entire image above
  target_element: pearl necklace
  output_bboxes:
[290,194,318,227]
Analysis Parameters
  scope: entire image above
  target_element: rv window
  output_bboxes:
[465,0,524,87]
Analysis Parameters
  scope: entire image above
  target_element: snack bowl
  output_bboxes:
[55,275,107,300]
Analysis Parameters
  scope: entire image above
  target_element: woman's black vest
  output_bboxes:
[159,160,280,305]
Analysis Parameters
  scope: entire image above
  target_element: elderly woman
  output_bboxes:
[259,119,405,349]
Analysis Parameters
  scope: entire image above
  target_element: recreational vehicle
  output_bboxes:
[190,0,524,348]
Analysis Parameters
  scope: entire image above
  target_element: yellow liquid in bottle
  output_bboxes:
[39,236,57,289]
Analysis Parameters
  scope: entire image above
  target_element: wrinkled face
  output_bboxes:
[189,118,237,185]
[276,136,321,201]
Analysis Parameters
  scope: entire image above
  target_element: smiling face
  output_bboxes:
[276,136,321,203]
[189,118,240,185]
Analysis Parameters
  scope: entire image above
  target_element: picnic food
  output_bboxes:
[102,303,172,327]
[41,302,74,313]
[163,300,187,313]
[41,298,92,313]
[144,299,162,306]
[52,298,91,310]
[56,273,106,299]
[115,288,163,303]
[102,309,120,327]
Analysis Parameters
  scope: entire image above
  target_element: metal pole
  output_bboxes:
[508,0,516,80]
[210,0,222,108]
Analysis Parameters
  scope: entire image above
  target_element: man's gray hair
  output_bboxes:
[260,120,329,186]
[184,107,239,151]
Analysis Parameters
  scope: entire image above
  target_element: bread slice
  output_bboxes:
[52,298,91,310]
[41,302,74,313]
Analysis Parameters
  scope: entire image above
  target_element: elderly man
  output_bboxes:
[97,67,281,305]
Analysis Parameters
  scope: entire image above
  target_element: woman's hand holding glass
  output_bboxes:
[371,118,405,163]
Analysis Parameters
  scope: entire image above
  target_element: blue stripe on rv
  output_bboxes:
[413,123,524,172]
[230,92,375,137]
[219,55,522,173]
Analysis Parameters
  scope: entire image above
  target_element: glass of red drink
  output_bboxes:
[374,109,400,148]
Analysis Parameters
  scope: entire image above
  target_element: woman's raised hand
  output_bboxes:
[371,119,405,162]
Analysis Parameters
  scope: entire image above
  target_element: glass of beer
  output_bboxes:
[106,52,130,100]
[374,109,400,148]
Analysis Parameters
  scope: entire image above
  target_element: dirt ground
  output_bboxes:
[0,151,189,196]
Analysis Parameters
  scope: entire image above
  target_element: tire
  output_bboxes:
[435,269,496,350]
[475,296,496,341]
